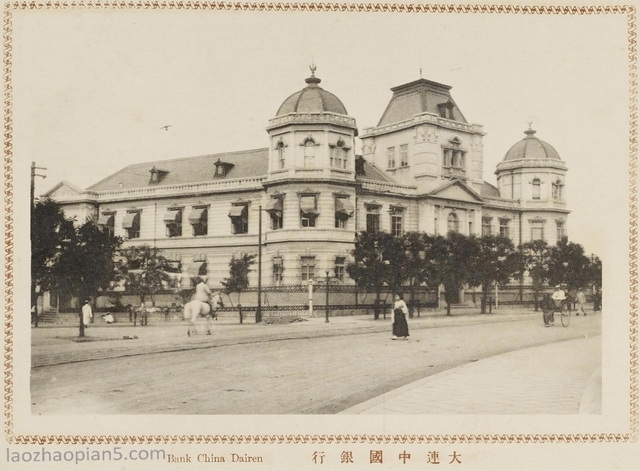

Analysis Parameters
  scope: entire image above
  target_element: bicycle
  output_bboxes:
[541,295,572,327]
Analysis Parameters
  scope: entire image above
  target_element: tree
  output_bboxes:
[519,239,552,311]
[221,253,256,306]
[469,235,520,313]
[433,232,480,316]
[53,220,124,301]
[347,231,405,320]
[30,198,75,326]
[401,232,427,317]
[587,255,602,290]
[118,245,173,306]
[547,237,592,292]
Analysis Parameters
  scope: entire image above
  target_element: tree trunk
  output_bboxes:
[374,289,381,320]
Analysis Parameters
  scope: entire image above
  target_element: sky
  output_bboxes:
[11,9,631,258]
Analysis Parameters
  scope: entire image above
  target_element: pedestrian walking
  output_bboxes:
[392,294,410,340]
[576,288,588,316]
[82,299,93,328]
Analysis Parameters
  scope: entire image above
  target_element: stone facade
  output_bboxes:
[46,69,569,293]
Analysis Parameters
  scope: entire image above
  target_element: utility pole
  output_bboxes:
[256,205,262,323]
[30,161,47,207]
[30,162,47,327]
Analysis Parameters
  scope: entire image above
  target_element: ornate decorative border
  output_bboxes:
[3,2,638,445]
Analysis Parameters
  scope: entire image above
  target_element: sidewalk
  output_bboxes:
[340,335,601,415]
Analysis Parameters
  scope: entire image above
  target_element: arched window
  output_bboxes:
[276,140,286,169]
[304,139,316,168]
[447,212,460,233]
[532,178,541,200]
[330,138,349,169]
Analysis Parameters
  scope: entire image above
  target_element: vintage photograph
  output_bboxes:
[3,3,637,469]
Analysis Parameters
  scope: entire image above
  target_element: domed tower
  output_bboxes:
[494,125,569,243]
[265,66,358,181]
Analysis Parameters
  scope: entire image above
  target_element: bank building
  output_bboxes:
[46,67,569,307]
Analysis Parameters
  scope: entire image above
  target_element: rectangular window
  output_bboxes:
[301,256,315,282]
[531,221,545,241]
[532,179,541,200]
[97,212,115,234]
[267,196,283,230]
[552,181,563,201]
[189,207,208,236]
[482,217,493,236]
[304,140,315,168]
[335,197,354,229]
[366,205,381,233]
[443,148,466,176]
[334,257,346,282]
[300,195,318,228]
[387,147,396,169]
[277,142,286,169]
[399,144,409,167]
[229,204,249,234]
[122,211,141,239]
[272,257,284,284]
[390,208,404,237]
[499,219,510,238]
[556,221,566,240]
[164,209,183,238]
[330,145,348,170]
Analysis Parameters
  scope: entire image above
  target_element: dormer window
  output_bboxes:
[437,100,455,119]
[149,166,169,184]
[214,158,235,178]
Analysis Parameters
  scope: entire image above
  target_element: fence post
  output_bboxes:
[308,279,314,317]
[238,304,243,324]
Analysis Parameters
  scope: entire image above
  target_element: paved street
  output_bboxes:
[30,308,601,415]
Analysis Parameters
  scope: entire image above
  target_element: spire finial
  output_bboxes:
[525,121,536,136]
[420,67,423,78]
[305,62,321,86]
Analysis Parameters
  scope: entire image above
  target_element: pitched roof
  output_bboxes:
[480,181,501,198]
[87,148,269,192]
[355,157,396,183]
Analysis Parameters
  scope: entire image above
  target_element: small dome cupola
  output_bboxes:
[502,124,561,162]
[275,65,349,116]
